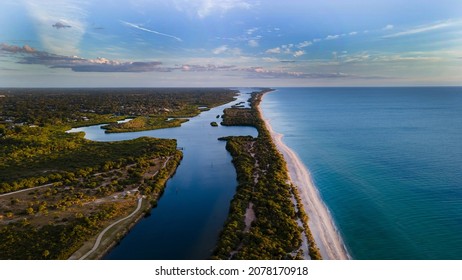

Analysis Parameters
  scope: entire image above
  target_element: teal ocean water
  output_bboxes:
[261,87,462,259]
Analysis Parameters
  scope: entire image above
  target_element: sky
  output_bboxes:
[1,0,462,87]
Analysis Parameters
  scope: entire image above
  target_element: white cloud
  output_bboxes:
[248,39,259,47]
[349,31,358,36]
[297,41,312,48]
[293,50,305,57]
[325,34,340,40]
[282,45,292,54]
[242,66,356,80]
[340,52,371,63]
[276,44,293,53]
[383,24,394,30]
[173,0,253,18]
[246,27,259,35]
[212,45,241,55]
[372,54,442,63]
[383,20,459,38]
[213,45,229,55]
[266,47,281,54]
[262,57,279,63]
[338,51,447,64]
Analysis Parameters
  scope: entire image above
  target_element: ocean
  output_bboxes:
[260,87,462,260]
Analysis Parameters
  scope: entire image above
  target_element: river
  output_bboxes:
[68,89,258,259]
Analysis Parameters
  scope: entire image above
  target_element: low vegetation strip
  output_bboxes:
[213,89,321,260]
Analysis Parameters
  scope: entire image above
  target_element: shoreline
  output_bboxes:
[258,91,350,260]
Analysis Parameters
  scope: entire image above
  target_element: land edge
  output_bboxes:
[214,89,321,259]
[258,90,350,260]
[68,154,181,260]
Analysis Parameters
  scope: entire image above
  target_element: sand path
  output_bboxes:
[79,197,143,260]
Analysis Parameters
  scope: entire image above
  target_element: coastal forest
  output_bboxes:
[213,89,322,260]
[0,88,236,259]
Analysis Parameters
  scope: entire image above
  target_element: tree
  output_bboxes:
[42,250,50,258]
[26,207,35,215]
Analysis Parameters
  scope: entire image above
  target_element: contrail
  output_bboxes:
[120,20,182,42]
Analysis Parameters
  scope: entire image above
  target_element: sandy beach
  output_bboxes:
[258,92,350,260]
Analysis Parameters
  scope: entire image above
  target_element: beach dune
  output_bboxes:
[259,93,350,260]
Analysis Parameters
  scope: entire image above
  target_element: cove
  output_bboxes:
[69,89,258,259]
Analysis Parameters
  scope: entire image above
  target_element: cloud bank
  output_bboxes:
[1,43,387,80]
[1,43,165,72]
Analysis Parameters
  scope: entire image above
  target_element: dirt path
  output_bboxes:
[0,183,54,198]
[79,197,143,260]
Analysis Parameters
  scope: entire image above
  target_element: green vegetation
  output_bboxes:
[221,108,256,127]
[0,124,176,190]
[0,88,237,128]
[0,203,131,259]
[210,121,219,127]
[0,133,181,259]
[102,116,188,133]
[213,89,322,260]
[0,88,233,259]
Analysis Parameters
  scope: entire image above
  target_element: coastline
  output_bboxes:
[258,91,350,260]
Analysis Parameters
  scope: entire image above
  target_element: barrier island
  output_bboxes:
[213,89,322,260]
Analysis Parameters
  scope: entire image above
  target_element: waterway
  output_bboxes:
[68,89,258,259]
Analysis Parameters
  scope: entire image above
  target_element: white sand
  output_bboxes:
[258,93,350,260]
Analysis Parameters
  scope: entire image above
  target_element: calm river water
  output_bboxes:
[69,89,257,259]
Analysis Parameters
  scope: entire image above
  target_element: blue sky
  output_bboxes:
[1,0,462,87]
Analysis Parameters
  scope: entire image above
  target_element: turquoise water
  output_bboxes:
[70,90,257,259]
[261,87,462,259]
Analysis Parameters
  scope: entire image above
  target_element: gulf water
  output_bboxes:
[261,87,462,259]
